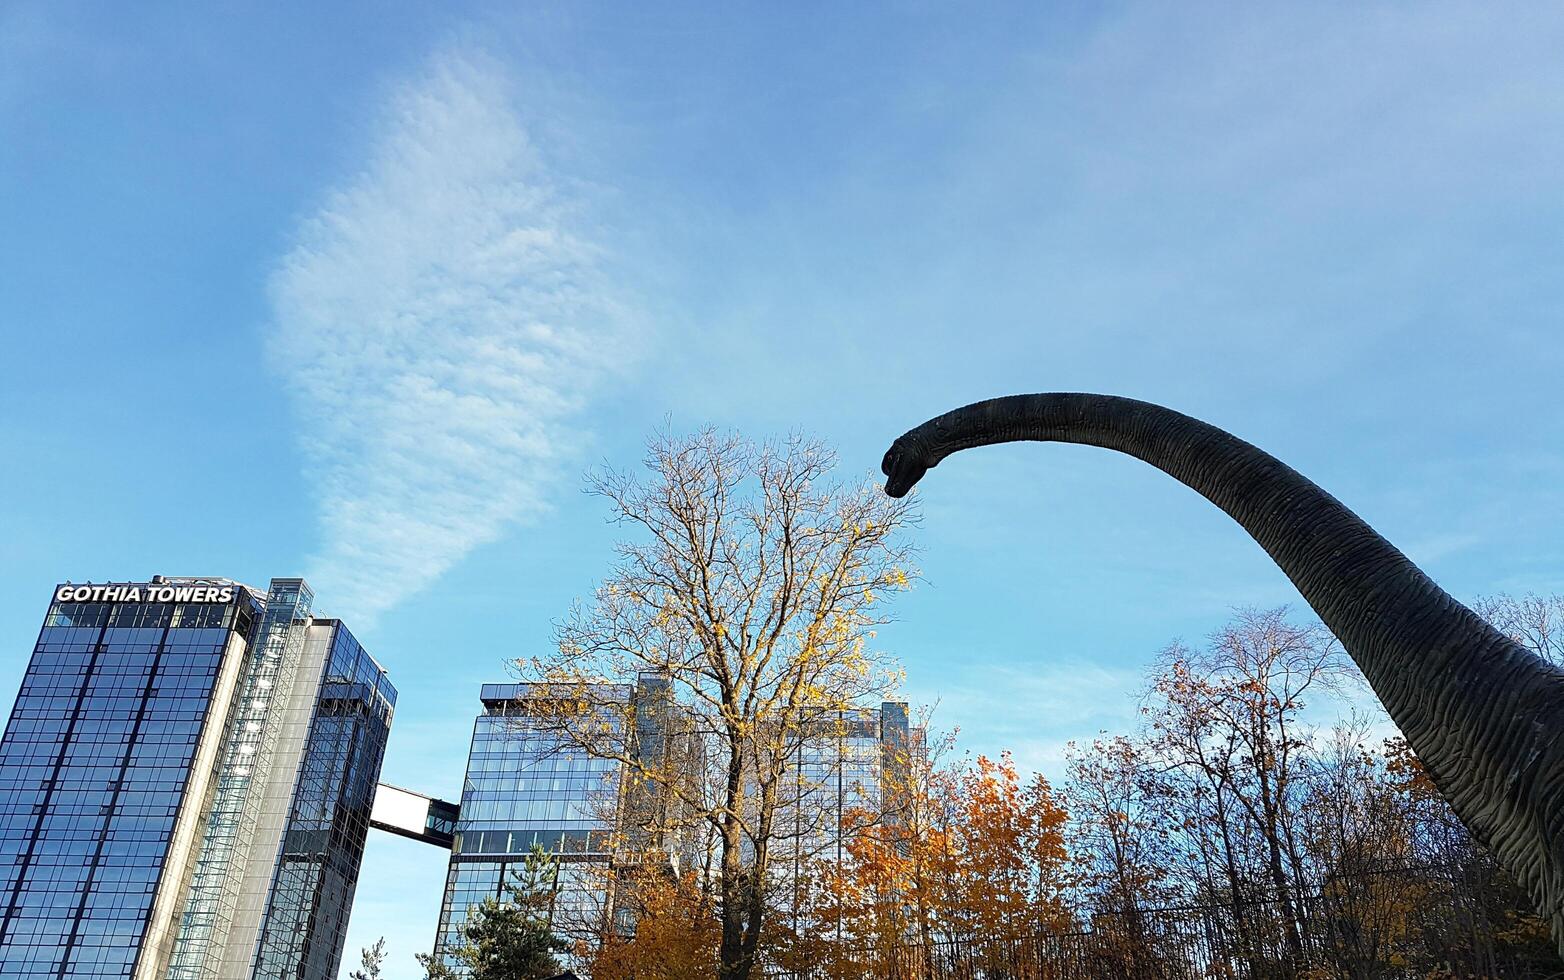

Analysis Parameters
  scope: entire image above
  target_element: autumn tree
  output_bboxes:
[1283,727,1562,976]
[942,753,1072,941]
[525,429,916,980]
[1142,607,1344,964]
[1293,720,1429,974]
[587,869,721,980]
[884,728,960,956]
[1063,735,1175,915]
[1063,734,1189,977]
[778,818,915,980]
[1379,736,1561,976]
[1055,601,1564,977]
[765,724,954,978]
[772,742,1072,980]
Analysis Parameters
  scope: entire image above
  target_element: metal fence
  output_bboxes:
[767,885,1564,980]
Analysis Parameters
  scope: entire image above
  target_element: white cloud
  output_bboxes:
[269,49,632,623]
[906,659,1146,782]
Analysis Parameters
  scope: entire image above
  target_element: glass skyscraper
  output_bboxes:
[791,702,913,860]
[0,577,393,980]
[432,681,629,967]
[247,619,395,980]
[429,677,913,973]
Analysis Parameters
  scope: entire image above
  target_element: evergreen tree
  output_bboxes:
[417,846,572,980]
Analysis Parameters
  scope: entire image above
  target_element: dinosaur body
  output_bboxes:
[882,392,1564,953]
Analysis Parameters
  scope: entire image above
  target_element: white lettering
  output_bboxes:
[55,581,241,604]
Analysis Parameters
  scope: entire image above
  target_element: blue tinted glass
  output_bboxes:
[0,605,235,978]
[432,686,630,968]
[251,623,395,980]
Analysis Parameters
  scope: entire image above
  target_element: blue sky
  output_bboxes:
[2,3,1562,975]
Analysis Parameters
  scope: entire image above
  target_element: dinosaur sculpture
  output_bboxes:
[881,392,1564,953]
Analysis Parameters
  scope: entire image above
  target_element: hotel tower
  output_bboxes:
[0,577,394,980]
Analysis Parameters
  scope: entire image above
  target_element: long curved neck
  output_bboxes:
[919,393,1467,679]
[911,392,1564,934]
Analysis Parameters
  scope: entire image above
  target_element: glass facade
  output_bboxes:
[0,590,256,978]
[433,683,629,969]
[0,579,393,980]
[165,580,315,980]
[430,681,912,973]
[252,622,394,980]
[758,702,918,947]
[788,702,912,865]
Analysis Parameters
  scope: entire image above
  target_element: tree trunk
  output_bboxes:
[883,392,1564,953]
[718,814,748,980]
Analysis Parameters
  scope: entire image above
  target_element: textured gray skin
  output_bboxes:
[882,393,1564,954]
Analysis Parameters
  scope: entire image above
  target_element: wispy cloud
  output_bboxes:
[268,50,632,623]
[906,659,1145,781]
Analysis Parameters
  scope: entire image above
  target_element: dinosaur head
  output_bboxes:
[881,435,933,498]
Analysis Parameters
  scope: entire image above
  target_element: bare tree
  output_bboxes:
[1144,607,1346,964]
[1064,734,1174,916]
[1472,592,1564,667]
[523,428,917,980]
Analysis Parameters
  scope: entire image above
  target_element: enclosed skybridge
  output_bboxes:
[369,783,459,849]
